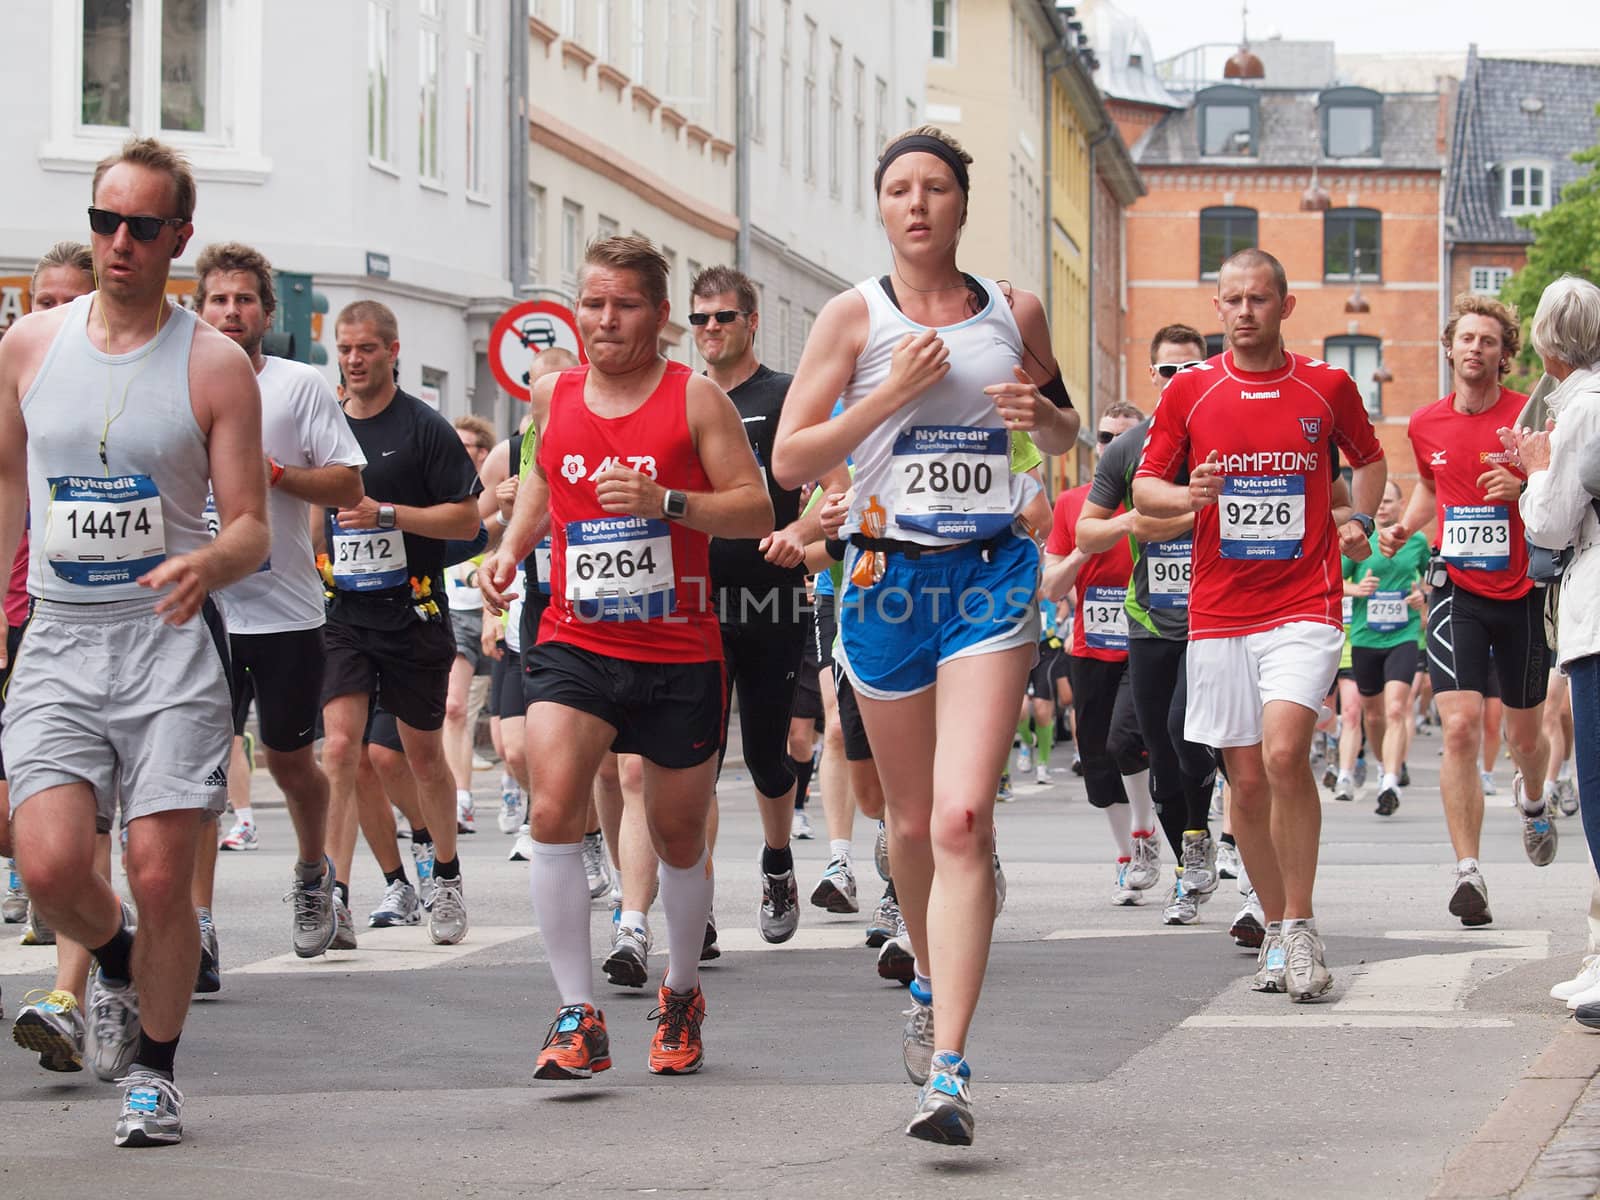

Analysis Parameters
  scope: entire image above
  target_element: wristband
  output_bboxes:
[268,457,285,488]
[493,511,508,528]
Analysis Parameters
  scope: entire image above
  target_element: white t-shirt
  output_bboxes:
[216,357,367,635]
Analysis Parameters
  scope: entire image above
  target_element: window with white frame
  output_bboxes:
[853,60,865,211]
[709,4,723,132]
[932,0,954,62]
[560,0,577,39]
[803,18,817,183]
[828,40,842,199]
[366,1,395,164]
[752,17,766,143]
[1471,266,1513,296]
[418,0,443,183]
[561,200,584,287]
[874,76,887,161]
[597,214,619,241]
[528,183,546,279]
[1324,334,1383,417]
[595,0,612,62]
[1505,163,1551,215]
[779,1,792,167]
[778,298,792,368]
[465,0,486,195]
[80,0,219,134]
[630,0,649,87]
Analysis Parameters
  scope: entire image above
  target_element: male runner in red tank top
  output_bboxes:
[481,236,772,1080]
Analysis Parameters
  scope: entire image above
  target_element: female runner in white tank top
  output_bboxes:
[773,127,1078,1146]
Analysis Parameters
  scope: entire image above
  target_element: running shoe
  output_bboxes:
[759,868,800,943]
[1180,830,1218,896]
[1515,774,1558,867]
[457,793,477,835]
[874,821,890,882]
[811,855,859,913]
[534,1003,611,1080]
[902,977,935,1084]
[603,923,651,989]
[906,1052,974,1146]
[1162,876,1198,925]
[877,934,915,985]
[1112,861,1143,907]
[498,785,526,835]
[1034,763,1052,787]
[1321,761,1338,790]
[866,890,900,949]
[791,809,814,840]
[195,908,220,994]
[1481,769,1499,796]
[218,821,258,851]
[1209,775,1225,820]
[330,895,358,950]
[700,912,721,961]
[508,824,534,862]
[1448,866,1492,927]
[582,832,612,899]
[2,860,26,923]
[1333,774,1355,803]
[1217,840,1242,880]
[1251,925,1286,993]
[647,983,706,1075]
[993,848,1007,917]
[288,856,339,956]
[1375,784,1400,817]
[1399,762,1411,788]
[1016,742,1034,776]
[1126,833,1161,891]
[1554,777,1581,818]
[114,1069,183,1147]
[1071,754,1083,777]
[367,878,421,928]
[85,969,141,1082]
[428,875,468,945]
[20,902,55,946]
[1353,755,1368,789]
[12,988,85,1072]
[1230,890,1266,948]
[410,839,436,905]
[996,773,1013,803]
[1283,920,1333,1002]
[1553,956,1600,1003]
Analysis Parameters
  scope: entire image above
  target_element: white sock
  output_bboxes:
[528,840,593,1008]
[1125,770,1154,834]
[1381,772,1400,793]
[234,806,255,826]
[620,909,646,933]
[500,771,516,794]
[1521,779,1546,812]
[456,788,472,808]
[1560,759,1575,781]
[829,838,852,862]
[1337,770,1353,784]
[660,849,715,993]
[1105,803,1134,859]
[1458,856,1479,875]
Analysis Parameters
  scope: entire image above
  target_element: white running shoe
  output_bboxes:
[1480,769,1499,797]
[1015,743,1034,776]
[1125,833,1160,891]
[791,809,814,840]
[1112,861,1143,906]
[497,785,526,835]
[582,832,612,899]
[508,824,534,862]
[456,793,477,835]
[114,1069,183,1147]
[1034,763,1051,787]
[428,875,469,945]
[1217,841,1242,880]
[1552,956,1600,1003]
[218,821,258,851]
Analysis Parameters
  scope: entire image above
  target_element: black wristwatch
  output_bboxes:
[377,503,397,530]
[1349,512,1375,537]
[662,489,688,520]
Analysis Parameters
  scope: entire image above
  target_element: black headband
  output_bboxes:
[873,135,970,197]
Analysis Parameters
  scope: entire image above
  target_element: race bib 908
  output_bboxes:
[1146,539,1192,609]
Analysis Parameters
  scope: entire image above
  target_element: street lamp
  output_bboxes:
[1344,247,1371,315]
[1224,2,1265,79]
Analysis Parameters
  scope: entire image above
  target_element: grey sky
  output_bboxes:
[1129,0,1592,64]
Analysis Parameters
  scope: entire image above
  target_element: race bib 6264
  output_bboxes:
[565,516,675,621]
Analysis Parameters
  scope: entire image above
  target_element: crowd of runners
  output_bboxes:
[0,127,1591,1152]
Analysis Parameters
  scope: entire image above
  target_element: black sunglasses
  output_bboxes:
[1096,430,1117,445]
[1155,359,1205,380]
[688,309,747,326]
[88,206,185,242]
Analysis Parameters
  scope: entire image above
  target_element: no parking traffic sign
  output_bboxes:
[489,299,586,402]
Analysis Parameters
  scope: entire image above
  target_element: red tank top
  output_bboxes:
[5,532,28,628]
[537,361,720,663]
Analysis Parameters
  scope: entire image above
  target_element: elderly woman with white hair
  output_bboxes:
[1500,274,1600,1018]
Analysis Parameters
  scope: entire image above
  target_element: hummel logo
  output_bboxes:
[204,765,229,788]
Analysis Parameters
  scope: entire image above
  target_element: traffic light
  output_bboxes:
[262,271,330,364]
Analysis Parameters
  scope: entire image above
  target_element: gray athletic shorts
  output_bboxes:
[1,595,232,829]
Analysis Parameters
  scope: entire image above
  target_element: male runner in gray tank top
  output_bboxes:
[0,137,270,1148]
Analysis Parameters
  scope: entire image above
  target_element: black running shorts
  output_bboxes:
[230,628,326,752]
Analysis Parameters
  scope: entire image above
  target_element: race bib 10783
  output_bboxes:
[1442,505,1511,571]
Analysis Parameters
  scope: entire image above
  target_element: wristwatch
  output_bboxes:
[662,489,688,520]
[1349,512,1376,537]
[377,503,397,530]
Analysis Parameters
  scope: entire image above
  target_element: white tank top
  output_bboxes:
[840,275,1030,547]
[21,293,212,602]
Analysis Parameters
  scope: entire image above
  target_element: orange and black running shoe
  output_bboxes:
[534,1003,611,1080]
[647,984,706,1075]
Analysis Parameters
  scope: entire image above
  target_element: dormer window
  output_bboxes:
[1504,162,1551,215]
[1197,85,1258,158]
[1319,87,1382,158]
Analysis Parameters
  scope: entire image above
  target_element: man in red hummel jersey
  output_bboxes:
[1134,249,1386,1003]
[481,236,772,1082]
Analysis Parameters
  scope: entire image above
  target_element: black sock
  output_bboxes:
[762,843,794,876]
[1220,832,1237,847]
[884,877,897,901]
[335,880,350,906]
[134,1031,179,1079]
[788,753,816,810]
[383,866,410,887]
[584,828,602,839]
[92,922,135,985]
[434,855,461,880]
[411,826,433,846]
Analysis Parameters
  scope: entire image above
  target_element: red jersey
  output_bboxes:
[1045,483,1133,662]
[5,532,27,628]
[1135,351,1384,640]
[537,362,722,663]
[1407,387,1531,601]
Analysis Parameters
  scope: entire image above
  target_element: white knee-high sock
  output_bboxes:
[1126,769,1155,834]
[660,848,715,994]
[1105,802,1134,858]
[529,840,594,1008]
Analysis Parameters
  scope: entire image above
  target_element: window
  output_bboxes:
[1324,335,1384,417]
[906,97,916,129]
[853,60,865,210]
[528,183,546,279]
[368,1,394,163]
[751,7,765,143]
[779,1,792,167]
[1320,87,1381,158]
[597,214,619,242]
[803,18,816,183]
[1198,206,1257,277]
[828,41,842,199]
[1197,85,1257,157]
[1505,163,1551,215]
[778,298,792,368]
[595,0,612,62]
[709,4,722,132]
[81,0,222,134]
[418,2,443,183]
[874,76,887,162]
[631,0,649,86]
[1324,208,1381,279]
[465,1,487,194]
[1471,266,1513,296]
[420,365,447,411]
[932,0,954,62]
[1204,333,1226,358]
[561,200,584,287]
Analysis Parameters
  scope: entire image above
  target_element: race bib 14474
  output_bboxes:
[44,474,165,586]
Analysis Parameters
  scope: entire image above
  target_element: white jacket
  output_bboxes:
[1520,365,1600,668]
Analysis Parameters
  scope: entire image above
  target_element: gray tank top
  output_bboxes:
[22,293,211,602]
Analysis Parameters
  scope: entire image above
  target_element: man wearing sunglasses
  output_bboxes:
[0,137,271,1147]
[689,266,850,943]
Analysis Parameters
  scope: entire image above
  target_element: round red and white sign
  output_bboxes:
[489,299,586,402]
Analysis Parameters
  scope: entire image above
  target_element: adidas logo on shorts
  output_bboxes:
[203,765,228,788]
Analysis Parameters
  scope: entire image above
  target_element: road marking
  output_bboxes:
[0,940,59,977]
[1043,927,1208,940]
[1185,1014,1514,1029]
[710,926,871,953]
[232,924,536,974]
